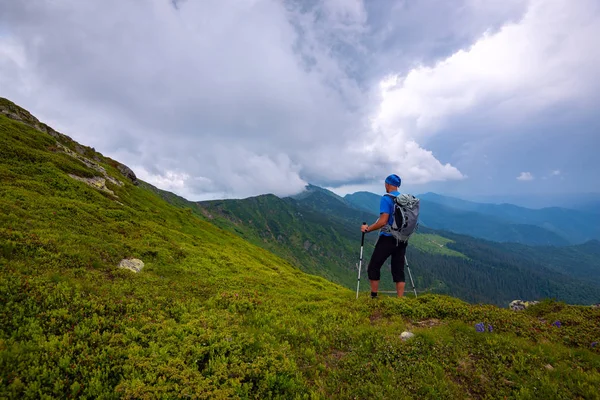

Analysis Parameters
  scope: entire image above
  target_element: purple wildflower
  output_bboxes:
[475,323,485,332]
[552,320,562,328]
[591,342,598,348]
[488,324,493,332]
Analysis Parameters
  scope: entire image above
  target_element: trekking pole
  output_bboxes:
[405,255,417,298]
[356,222,367,299]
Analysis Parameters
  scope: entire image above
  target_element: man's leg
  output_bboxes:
[390,242,408,297]
[395,282,406,298]
[367,236,395,298]
[370,279,379,295]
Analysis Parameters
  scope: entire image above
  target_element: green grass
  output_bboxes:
[409,233,467,258]
[1,103,600,399]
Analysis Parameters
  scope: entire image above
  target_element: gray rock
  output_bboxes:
[119,258,144,273]
[117,164,138,185]
[60,141,125,195]
[69,175,115,195]
[400,331,415,341]
[509,300,539,311]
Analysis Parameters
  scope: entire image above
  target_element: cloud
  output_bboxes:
[364,0,528,77]
[369,0,600,140]
[542,169,564,181]
[0,0,471,199]
[362,0,600,195]
[517,172,534,181]
[0,0,598,199]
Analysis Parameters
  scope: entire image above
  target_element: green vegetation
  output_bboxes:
[196,192,381,290]
[1,99,600,398]
[408,233,467,258]
[163,180,600,306]
[485,239,600,285]
[144,182,380,290]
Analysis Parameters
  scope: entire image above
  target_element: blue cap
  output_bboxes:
[385,174,401,187]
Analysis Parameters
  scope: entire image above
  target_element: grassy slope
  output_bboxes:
[197,193,371,289]
[410,234,468,259]
[143,184,380,290]
[1,103,600,399]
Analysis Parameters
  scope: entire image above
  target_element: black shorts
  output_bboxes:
[367,235,407,282]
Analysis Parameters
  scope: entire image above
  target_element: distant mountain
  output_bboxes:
[290,184,368,222]
[577,200,600,214]
[419,192,600,244]
[344,192,569,246]
[342,191,380,214]
[467,192,600,210]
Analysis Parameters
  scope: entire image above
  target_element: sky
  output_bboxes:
[1,0,599,202]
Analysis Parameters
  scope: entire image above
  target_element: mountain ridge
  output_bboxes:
[418,192,600,244]
[344,191,571,246]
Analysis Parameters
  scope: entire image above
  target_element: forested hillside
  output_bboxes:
[419,192,600,244]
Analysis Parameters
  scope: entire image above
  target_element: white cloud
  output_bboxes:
[517,172,534,181]
[541,169,565,181]
[370,0,600,138]
[136,168,191,192]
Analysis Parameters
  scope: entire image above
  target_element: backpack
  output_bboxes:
[381,193,420,242]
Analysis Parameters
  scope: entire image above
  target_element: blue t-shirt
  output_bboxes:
[379,191,400,236]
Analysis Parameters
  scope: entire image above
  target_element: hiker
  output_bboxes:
[361,174,407,298]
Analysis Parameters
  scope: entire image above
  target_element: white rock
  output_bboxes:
[509,300,539,311]
[400,331,415,341]
[69,174,115,195]
[119,258,144,273]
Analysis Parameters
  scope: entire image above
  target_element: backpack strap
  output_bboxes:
[383,193,404,231]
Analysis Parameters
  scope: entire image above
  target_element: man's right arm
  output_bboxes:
[362,213,390,233]
[361,195,392,233]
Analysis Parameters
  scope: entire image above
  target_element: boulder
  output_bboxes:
[400,331,414,341]
[117,163,138,185]
[118,258,144,273]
